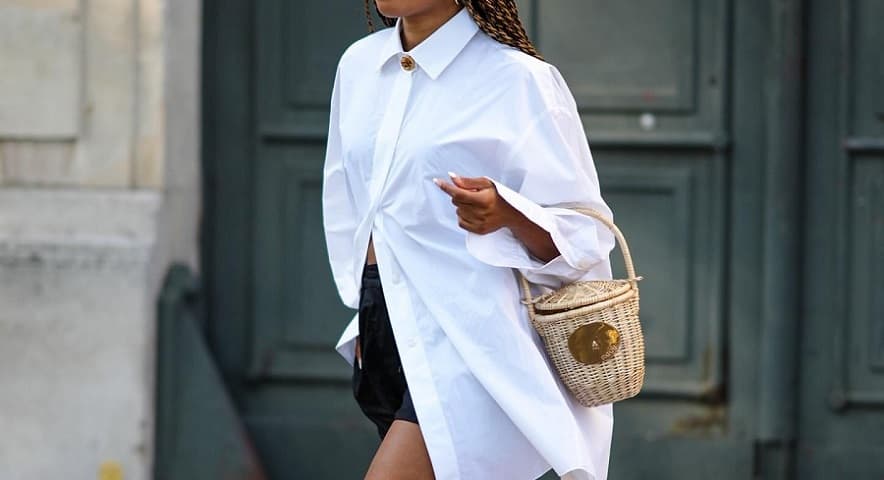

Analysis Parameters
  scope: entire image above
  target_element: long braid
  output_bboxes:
[364,0,377,32]
[463,0,542,60]
[363,0,542,61]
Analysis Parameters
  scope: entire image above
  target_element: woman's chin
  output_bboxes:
[373,0,405,18]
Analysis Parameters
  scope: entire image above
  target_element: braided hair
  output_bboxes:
[364,0,542,60]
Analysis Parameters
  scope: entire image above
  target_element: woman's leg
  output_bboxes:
[361,238,431,477]
[364,420,435,480]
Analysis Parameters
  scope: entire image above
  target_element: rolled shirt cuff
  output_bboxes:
[464,177,608,288]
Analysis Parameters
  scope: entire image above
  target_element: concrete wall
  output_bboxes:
[0,0,201,479]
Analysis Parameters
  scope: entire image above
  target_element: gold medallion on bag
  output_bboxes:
[568,322,621,364]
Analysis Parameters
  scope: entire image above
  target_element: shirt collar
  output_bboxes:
[375,7,479,80]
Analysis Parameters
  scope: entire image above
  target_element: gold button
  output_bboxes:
[399,54,416,71]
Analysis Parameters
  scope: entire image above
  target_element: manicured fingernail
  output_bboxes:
[448,171,458,179]
[432,178,442,186]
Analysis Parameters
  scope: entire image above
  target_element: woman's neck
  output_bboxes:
[400,5,463,51]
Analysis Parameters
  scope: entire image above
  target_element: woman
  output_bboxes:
[322,1,617,478]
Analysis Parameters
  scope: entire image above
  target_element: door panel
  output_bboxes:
[847,0,884,140]
[800,0,884,477]
[534,0,727,142]
[601,152,725,400]
[256,1,367,136]
[539,0,698,112]
[251,142,353,381]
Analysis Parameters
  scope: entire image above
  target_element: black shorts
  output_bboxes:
[351,263,419,439]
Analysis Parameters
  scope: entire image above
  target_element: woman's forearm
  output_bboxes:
[501,201,560,263]
[435,174,561,263]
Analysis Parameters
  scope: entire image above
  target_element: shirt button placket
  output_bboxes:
[378,56,413,288]
[356,51,416,283]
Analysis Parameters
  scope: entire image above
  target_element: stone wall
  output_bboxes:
[0,1,201,479]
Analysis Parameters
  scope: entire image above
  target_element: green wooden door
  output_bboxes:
[799,0,884,477]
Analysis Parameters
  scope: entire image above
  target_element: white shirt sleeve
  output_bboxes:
[464,101,616,289]
[322,64,360,365]
[322,64,360,310]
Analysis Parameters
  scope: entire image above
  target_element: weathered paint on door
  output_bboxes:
[199,0,884,478]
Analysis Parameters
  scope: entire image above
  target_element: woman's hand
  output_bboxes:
[434,172,561,263]
[433,173,515,235]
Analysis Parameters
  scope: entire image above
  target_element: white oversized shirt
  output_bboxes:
[322,8,616,480]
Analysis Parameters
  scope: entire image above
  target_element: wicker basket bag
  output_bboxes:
[518,207,645,407]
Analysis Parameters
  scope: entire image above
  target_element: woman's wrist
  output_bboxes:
[497,196,559,262]
[497,197,523,230]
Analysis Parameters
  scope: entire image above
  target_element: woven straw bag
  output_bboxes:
[518,207,645,407]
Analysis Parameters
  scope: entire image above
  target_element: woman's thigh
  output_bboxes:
[364,420,435,480]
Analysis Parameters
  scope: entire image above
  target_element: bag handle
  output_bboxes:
[517,206,640,321]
